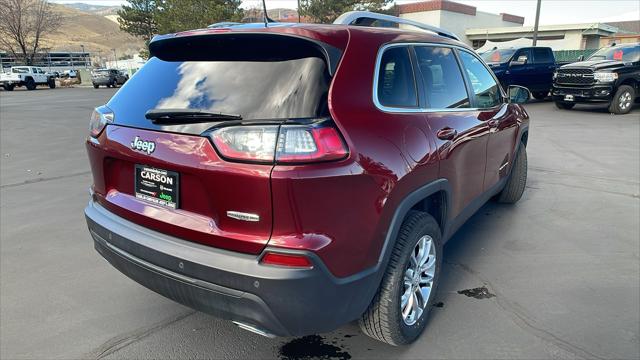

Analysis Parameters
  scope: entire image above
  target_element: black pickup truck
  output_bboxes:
[552,43,640,114]
[482,46,561,100]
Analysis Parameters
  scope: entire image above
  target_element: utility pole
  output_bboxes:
[112,48,118,69]
[532,0,542,46]
[297,0,301,22]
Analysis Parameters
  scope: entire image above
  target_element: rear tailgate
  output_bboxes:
[87,31,340,254]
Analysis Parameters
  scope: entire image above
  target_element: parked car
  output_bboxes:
[84,11,531,346]
[118,70,130,82]
[552,43,640,114]
[91,68,128,88]
[0,66,56,91]
[482,46,564,100]
[60,69,78,78]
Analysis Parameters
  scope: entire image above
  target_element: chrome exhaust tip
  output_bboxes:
[232,321,276,338]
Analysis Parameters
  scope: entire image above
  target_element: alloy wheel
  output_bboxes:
[619,91,632,111]
[401,235,436,326]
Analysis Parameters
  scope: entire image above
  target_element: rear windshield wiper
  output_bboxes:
[145,109,242,124]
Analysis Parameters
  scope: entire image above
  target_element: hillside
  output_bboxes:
[42,4,144,59]
[61,2,120,16]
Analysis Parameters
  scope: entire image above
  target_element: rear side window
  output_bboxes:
[377,47,418,108]
[458,51,502,108]
[415,46,470,109]
[533,48,553,63]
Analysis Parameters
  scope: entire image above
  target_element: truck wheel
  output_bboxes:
[3,84,14,91]
[93,84,99,89]
[608,85,635,115]
[555,101,575,110]
[48,78,56,89]
[25,78,36,90]
[360,211,442,346]
[496,143,527,204]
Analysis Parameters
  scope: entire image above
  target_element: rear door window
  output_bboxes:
[533,48,553,63]
[458,50,502,109]
[415,46,470,109]
[376,46,418,109]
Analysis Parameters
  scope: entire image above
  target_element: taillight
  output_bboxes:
[208,123,348,164]
[260,252,313,268]
[209,125,279,162]
[89,105,114,138]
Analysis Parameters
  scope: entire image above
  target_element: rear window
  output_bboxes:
[108,56,331,133]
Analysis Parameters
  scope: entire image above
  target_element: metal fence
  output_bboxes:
[553,49,598,63]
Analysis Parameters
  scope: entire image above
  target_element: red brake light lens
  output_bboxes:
[276,126,348,163]
[208,123,348,164]
[260,252,313,268]
[89,105,114,138]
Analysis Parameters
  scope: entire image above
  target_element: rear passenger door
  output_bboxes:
[414,45,489,218]
[457,49,519,191]
[532,47,555,93]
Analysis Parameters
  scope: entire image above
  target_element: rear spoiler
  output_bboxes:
[149,32,342,76]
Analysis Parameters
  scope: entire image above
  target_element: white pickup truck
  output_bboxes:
[1,66,56,91]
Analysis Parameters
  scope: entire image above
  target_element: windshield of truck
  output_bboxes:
[588,44,640,62]
[481,49,516,63]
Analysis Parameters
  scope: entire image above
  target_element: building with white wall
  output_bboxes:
[397,0,525,46]
[466,23,622,50]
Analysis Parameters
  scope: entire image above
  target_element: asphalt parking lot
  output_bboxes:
[1,87,639,360]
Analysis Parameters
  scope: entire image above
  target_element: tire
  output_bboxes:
[25,78,36,91]
[608,85,635,115]
[360,211,442,346]
[533,91,548,100]
[3,84,14,91]
[496,143,527,204]
[93,84,99,89]
[555,101,575,110]
[48,78,56,89]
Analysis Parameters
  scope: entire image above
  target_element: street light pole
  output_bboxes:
[112,48,118,69]
[81,44,86,69]
[532,0,542,46]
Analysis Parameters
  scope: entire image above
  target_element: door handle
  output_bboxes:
[437,127,457,141]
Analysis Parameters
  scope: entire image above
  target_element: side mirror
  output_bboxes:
[578,55,585,61]
[508,85,531,104]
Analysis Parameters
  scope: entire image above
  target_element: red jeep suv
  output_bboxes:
[85,12,530,345]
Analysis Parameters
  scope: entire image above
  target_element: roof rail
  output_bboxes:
[333,11,460,41]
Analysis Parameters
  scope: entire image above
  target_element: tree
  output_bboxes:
[0,0,63,65]
[118,0,243,59]
[299,0,392,24]
[117,0,158,44]
[155,0,243,34]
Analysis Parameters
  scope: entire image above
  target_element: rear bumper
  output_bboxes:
[552,85,613,103]
[85,199,378,336]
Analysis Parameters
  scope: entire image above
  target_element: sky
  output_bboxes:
[50,0,640,26]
